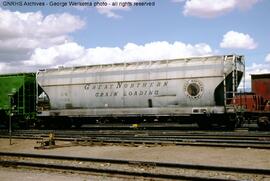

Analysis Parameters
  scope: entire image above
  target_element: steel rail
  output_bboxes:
[1,152,270,180]
[1,152,270,174]
[0,136,270,149]
[70,137,270,149]
[3,133,270,142]
[1,130,270,140]
[2,129,270,136]
[0,160,236,181]
[0,127,269,135]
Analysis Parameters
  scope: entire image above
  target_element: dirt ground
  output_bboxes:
[1,138,270,168]
[0,138,270,180]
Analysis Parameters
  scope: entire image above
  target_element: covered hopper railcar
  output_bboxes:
[36,54,245,129]
[0,73,36,128]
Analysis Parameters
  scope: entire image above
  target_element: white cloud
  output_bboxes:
[240,62,270,89]
[0,61,34,73]
[66,41,213,66]
[96,0,139,18]
[220,31,257,49]
[23,41,213,68]
[0,8,85,39]
[266,53,270,62]
[238,55,270,90]
[24,42,86,66]
[247,62,270,74]
[0,63,7,72]
[0,8,85,63]
[0,8,214,73]
[175,0,260,18]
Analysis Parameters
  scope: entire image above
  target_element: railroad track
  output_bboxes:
[1,129,270,137]
[0,152,270,180]
[0,129,270,149]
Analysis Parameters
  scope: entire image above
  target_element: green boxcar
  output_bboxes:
[0,73,36,128]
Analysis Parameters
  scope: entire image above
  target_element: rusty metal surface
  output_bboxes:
[251,74,270,100]
[233,93,266,112]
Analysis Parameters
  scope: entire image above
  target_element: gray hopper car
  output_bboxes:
[37,54,245,129]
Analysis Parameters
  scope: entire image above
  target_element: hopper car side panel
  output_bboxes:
[37,55,245,128]
[41,77,221,109]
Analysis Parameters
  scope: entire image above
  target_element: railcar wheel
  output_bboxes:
[0,110,9,128]
[226,120,237,130]
[196,119,212,130]
[96,118,109,124]
[33,120,42,129]
[225,114,242,130]
[59,118,72,129]
[73,122,82,128]
[225,115,235,130]
[257,116,270,130]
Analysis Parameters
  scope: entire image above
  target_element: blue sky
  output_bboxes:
[0,0,269,87]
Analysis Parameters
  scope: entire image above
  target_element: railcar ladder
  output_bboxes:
[223,55,239,112]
